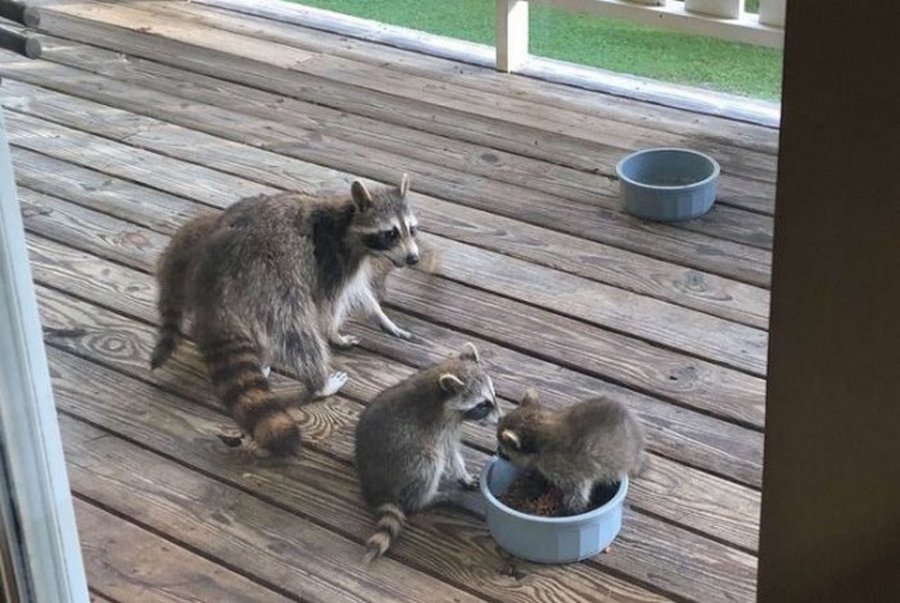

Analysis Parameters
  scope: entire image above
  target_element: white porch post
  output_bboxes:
[758,0,786,27]
[496,0,529,72]
[685,0,741,19]
[0,107,89,602]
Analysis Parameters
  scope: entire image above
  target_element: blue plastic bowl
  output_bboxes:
[480,457,628,564]
[616,148,720,222]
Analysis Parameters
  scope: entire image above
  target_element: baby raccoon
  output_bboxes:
[497,389,645,514]
[355,343,500,564]
[151,175,421,455]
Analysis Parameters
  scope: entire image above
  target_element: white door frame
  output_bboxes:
[0,109,89,601]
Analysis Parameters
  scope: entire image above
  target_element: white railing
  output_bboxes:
[497,0,785,71]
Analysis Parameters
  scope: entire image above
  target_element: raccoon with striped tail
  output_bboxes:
[355,343,500,564]
[151,175,423,456]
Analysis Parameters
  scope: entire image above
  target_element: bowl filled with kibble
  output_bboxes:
[480,457,628,564]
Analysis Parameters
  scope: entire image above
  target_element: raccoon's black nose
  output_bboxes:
[405,253,420,266]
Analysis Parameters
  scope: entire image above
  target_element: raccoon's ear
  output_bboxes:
[459,342,480,363]
[521,388,540,407]
[398,173,411,198]
[439,372,465,394]
[351,180,374,212]
[499,429,521,450]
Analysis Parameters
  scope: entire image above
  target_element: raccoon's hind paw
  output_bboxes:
[217,431,245,448]
[313,371,349,399]
[329,333,361,349]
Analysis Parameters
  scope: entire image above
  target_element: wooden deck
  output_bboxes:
[4,1,776,601]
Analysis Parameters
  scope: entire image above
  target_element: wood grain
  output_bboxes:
[13,142,770,329]
[52,350,676,603]
[48,339,754,602]
[9,35,775,250]
[27,237,761,550]
[18,188,766,484]
[12,145,767,423]
[6,111,769,376]
[7,136,764,418]
[40,1,778,190]
[73,498,298,603]
[176,0,781,156]
[12,148,198,236]
[66,420,481,603]
[2,77,771,329]
[0,54,774,285]
[163,0,778,216]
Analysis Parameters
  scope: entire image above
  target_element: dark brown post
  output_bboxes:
[758,1,900,602]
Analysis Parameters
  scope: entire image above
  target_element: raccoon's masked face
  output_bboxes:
[350,174,420,268]
[496,389,544,469]
[438,343,501,426]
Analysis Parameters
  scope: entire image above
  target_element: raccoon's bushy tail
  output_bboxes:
[202,335,301,456]
[151,213,217,369]
[363,502,407,565]
[151,306,182,370]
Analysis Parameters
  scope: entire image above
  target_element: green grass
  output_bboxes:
[289,0,781,100]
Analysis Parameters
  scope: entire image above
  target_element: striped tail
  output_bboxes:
[202,336,301,456]
[151,212,219,370]
[150,307,182,369]
[363,502,407,565]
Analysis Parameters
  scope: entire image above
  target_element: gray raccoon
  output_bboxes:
[151,175,422,455]
[355,343,500,564]
[497,389,645,514]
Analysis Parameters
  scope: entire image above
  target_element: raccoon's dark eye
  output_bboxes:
[384,227,400,241]
[409,225,418,236]
[463,401,492,421]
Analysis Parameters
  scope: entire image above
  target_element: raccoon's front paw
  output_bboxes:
[459,473,479,490]
[392,327,420,343]
[330,333,361,349]
[314,371,349,399]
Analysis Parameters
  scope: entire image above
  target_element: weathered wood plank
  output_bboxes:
[40,1,777,189]
[65,420,482,603]
[18,181,766,481]
[14,31,775,248]
[0,54,774,284]
[13,144,771,329]
[17,179,767,439]
[166,0,777,215]
[175,0,780,156]
[51,349,678,603]
[11,149,199,235]
[7,112,769,376]
[4,114,275,206]
[47,337,755,602]
[73,498,298,603]
[27,234,762,549]
[2,80,771,330]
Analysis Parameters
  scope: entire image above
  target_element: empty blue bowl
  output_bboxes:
[616,148,720,222]
[480,457,628,564]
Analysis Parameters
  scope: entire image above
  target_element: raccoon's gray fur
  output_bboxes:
[151,175,422,455]
[497,389,645,514]
[355,343,500,564]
